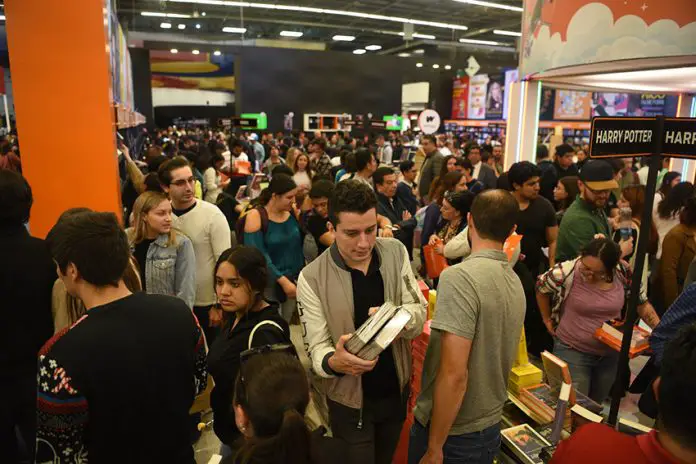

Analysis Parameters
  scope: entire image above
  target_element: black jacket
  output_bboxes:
[396,181,418,216]
[376,193,417,256]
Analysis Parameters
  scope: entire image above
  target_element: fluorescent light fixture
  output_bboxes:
[214,50,222,56]
[280,30,304,37]
[399,32,436,40]
[452,0,523,12]
[178,24,186,29]
[160,22,173,29]
[413,49,425,55]
[333,35,355,41]
[416,63,423,68]
[445,65,452,70]
[353,49,367,55]
[432,64,440,69]
[196,23,202,29]
[170,48,179,53]
[365,45,382,51]
[494,29,522,37]
[166,0,469,31]
[222,26,247,33]
[141,11,192,18]
[459,37,501,45]
[192,49,200,54]
[398,53,411,57]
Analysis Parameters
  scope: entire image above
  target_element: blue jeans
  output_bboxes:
[553,337,619,403]
[407,420,500,464]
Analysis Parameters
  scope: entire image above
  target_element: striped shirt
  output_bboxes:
[651,283,696,364]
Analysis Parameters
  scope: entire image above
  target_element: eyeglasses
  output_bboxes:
[170,177,195,187]
[578,259,609,281]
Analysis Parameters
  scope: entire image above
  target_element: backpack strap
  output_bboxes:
[257,206,270,236]
[248,320,285,350]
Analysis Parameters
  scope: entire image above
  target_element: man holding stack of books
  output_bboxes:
[297,179,427,464]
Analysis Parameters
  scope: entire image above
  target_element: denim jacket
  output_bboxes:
[127,229,197,308]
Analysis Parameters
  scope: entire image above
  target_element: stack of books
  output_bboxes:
[501,424,552,464]
[594,319,651,358]
[345,302,412,361]
[520,384,569,425]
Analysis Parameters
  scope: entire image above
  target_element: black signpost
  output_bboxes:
[590,116,696,426]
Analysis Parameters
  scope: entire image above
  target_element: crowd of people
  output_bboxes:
[1,125,696,464]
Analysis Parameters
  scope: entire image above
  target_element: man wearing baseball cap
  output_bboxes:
[556,160,619,262]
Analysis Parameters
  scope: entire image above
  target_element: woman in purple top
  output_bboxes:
[536,238,660,402]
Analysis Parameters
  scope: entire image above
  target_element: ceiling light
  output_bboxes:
[141,12,192,18]
[416,63,423,68]
[398,53,411,57]
[398,32,436,40]
[160,22,172,29]
[196,23,202,29]
[167,0,469,31]
[413,49,425,54]
[178,24,186,29]
[365,45,382,51]
[222,26,247,33]
[192,49,200,55]
[433,64,440,69]
[333,35,355,41]
[459,37,501,45]
[445,65,452,70]
[280,30,304,37]
[170,48,178,54]
[214,50,222,56]
[452,0,523,12]
[494,29,522,37]
[353,49,367,55]
[201,11,207,16]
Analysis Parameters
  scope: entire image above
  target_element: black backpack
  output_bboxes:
[234,203,269,245]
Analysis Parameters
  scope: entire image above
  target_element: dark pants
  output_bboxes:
[327,390,407,464]
[0,376,36,463]
[193,305,218,347]
[408,420,500,464]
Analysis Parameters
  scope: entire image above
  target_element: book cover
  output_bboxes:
[501,424,551,464]
[570,404,603,432]
[541,351,576,405]
[356,308,412,361]
[617,418,653,436]
[594,319,651,357]
[520,384,556,423]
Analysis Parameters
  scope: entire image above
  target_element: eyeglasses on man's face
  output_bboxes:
[170,177,195,187]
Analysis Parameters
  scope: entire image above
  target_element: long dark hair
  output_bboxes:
[557,176,580,211]
[430,171,464,205]
[658,182,695,220]
[234,352,313,464]
[658,171,681,198]
[213,246,268,321]
[257,174,297,207]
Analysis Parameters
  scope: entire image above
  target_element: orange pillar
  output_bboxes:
[5,0,122,238]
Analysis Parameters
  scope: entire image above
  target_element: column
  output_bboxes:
[504,80,541,169]
[6,0,122,238]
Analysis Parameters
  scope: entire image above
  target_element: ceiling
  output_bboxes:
[116,0,522,72]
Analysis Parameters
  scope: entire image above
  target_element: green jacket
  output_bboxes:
[556,197,610,262]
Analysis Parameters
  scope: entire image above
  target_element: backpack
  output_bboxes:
[234,204,269,245]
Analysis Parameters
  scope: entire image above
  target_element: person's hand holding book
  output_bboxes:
[328,334,378,376]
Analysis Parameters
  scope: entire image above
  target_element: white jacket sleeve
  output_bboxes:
[398,244,427,340]
[443,226,471,260]
[297,272,337,378]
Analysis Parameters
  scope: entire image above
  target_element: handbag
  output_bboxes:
[423,244,449,279]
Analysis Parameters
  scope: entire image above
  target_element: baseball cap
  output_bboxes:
[249,133,259,141]
[580,160,619,191]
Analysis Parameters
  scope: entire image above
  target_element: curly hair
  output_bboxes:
[329,179,377,226]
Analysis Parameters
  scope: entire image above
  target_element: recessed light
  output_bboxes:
[494,29,522,37]
[445,65,452,70]
[192,50,200,55]
[170,48,178,54]
[398,53,411,57]
[413,49,425,54]
[201,11,207,16]
[280,31,304,38]
[452,0,523,12]
[458,38,501,45]
[160,22,172,29]
[365,45,382,51]
[196,24,201,29]
[433,64,440,69]
[178,24,186,30]
[332,35,356,42]
[353,49,367,55]
[213,50,222,56]
[416,63,423,68]
[222,27,247,33]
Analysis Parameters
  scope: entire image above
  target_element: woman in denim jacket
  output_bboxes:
[127,191,196,307]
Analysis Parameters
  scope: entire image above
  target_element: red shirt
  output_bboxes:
[551,424,684,464]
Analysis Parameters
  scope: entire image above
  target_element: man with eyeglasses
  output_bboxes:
[555,160,619,262]
[159,157,231,344]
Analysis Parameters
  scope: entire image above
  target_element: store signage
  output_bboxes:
[590,117,696,159]
[418,110,441,134]
[218,118,232,128]
[369,120,387,130]
[231,117,257,128]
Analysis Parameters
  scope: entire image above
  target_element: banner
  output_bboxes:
[486,74,505,120]
[538,88,556,121]
[592,93,629,117]
[151,50,235,92]
[627,94,679,117]
[451,76,470,120]
[467,74,489,120]
[554,90,591,120]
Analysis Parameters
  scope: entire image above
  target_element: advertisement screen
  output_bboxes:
[592,93,629,117]
[468,74,489,120]
[383,115,404,131]
[627,94,679,117]
[554,90,591,120]
[539,88,556,121]
[503,69,518,120]
[451,77,470,120]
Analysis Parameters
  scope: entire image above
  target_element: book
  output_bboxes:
[594,319,651,358]
[520,384,558,423]
[617,418,653,436]
[549,382,571,444]
[345,303,408,359]
[356,308,412,361]
[570,404,603,432]
[501,424,552,464]
[541,351,575,405]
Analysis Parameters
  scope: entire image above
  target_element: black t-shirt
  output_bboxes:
[307,212,331,255]
[172,201,197,217]
[517,196,557,275]
[349,252,400,399]
[133,239,155,292]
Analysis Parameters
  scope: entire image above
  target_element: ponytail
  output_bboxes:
[237,409,312,464]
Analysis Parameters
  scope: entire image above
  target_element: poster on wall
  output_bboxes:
[592,93,629,117]
[627,94,679,117]
[554,90,591,120]
[486,74,505,120]
[467,74,489,120]
[538,88,556,121]
[502,69,518,120]
[151,50,235,93]
[520,0,696,76]
[451,76,470,120]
